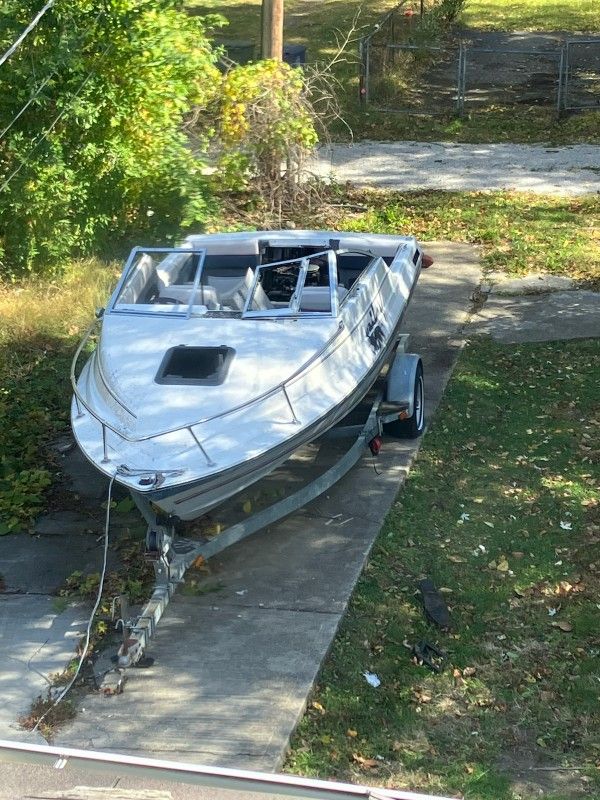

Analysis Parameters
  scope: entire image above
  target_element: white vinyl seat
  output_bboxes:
[299,285,347,312]
[158,285,219,309]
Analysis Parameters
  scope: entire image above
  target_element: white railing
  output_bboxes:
[71,318,345,467]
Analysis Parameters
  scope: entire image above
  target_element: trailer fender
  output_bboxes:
[386,352,423,419]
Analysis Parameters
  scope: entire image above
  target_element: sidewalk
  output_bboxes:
[313,141,600,195]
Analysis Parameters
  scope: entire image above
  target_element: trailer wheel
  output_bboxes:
[386,361,425,439]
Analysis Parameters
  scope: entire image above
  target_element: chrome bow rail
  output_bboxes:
[70,319,345,469]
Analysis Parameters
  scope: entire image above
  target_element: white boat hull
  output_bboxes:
[71,230,423,521]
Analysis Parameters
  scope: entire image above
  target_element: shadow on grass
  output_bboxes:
[286,337,600,800]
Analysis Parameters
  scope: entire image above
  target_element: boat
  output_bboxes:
[71,230,427,523]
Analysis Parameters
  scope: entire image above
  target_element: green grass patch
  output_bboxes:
[286,337,600,799]
[342,104,600,145]
[461,0,600,32]
[299,189,600,286]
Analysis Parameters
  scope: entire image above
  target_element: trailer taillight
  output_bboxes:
[369,436,382,456]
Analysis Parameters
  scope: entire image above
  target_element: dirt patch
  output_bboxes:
[497,740,593,799]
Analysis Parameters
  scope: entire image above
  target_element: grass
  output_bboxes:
[285,336,600,800]
[297,189,600,286]
[461,0,600,32]
[0,259,117,533]
[188,0,600,143]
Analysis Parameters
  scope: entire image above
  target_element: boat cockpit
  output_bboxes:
[108,237,393,321]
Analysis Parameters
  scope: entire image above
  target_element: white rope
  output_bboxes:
[0,0,55,69]
[30,474,115,737]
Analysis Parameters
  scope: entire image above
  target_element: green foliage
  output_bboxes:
[415,0,467,40]
[0,468,52,534]
[0,337,73,532]
[212,60,319,195]
[0,1,224,277]
[60,570,101,600]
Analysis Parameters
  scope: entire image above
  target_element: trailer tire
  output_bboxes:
[386,361,425,439]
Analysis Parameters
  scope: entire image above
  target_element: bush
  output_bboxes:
[209,60,319,212]
[0,1,224,278]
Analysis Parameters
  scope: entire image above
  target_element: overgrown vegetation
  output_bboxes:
[0,2,322,277]
[287,337,600,800]
[19,691,77,740]
[0,1,225,277]
[209,59,319,213]
[0,259,115,533]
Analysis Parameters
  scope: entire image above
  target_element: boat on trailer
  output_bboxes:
[71,230,427,524]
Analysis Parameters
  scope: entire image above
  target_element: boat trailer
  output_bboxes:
[112,335,423,673]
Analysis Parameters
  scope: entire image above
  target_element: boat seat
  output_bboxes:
[118,255,161,305]
[299,285,347,312]
[209,270,253,311]
[212,268,272,311]
[157,284,219,310]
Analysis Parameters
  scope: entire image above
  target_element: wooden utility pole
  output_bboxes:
[261,0,284,59]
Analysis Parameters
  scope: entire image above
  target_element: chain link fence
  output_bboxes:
[359,11,600,119]
[562,39,600,112]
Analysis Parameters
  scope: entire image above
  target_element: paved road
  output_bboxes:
[312,141,600,195]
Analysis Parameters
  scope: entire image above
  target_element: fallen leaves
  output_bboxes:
[413,688,432,704]
[552,620,573,632]
[352,753,379,768]
[488,556,509,572]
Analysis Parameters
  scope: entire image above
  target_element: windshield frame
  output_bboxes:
[107,247,208,319]
[242,249,340,319]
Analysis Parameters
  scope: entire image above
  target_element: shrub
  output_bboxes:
[0,1,224,278]
[210,60,319,212]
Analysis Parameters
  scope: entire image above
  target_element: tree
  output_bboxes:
[0,1,224,277]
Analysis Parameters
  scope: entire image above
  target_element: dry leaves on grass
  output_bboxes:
[352,753,379,768]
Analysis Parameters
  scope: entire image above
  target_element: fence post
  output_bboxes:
[456,42,466,116]
[556,45,565,119]
[364,37,371,105]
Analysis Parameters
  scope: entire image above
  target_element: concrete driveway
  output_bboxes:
[313,141,600,195]
[0,243,481,796]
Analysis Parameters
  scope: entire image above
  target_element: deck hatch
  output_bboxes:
[155,345,235,386]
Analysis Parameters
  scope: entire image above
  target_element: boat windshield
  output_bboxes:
[109,246,344,318]
[243,250,342,318]
[111,249,208,315]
